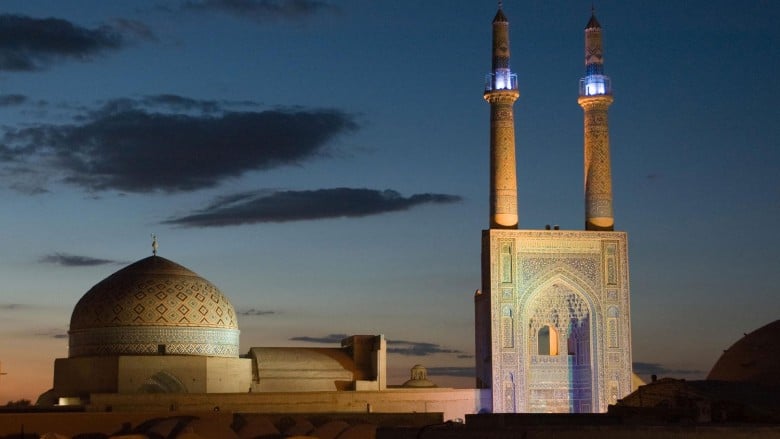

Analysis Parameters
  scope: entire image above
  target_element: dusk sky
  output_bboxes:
[0,0,778,402]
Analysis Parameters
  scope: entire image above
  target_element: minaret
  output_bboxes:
[484,3,519,229]
[578,10,614,231]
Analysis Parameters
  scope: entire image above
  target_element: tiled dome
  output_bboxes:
[68,256,239,358]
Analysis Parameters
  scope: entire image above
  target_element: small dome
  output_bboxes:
[69,256,239,358]
[402,364,437,388]
[707,320,780,387]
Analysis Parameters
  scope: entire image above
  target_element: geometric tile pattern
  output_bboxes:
[68,326,240,358]
[477,229,632,414]
[579,95,614,230]
[68,256,239,358]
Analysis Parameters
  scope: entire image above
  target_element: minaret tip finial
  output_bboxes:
[151,234,158,256]
[498,0,503,10]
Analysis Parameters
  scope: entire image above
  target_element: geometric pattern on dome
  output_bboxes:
[70,256,237,331]
[69,326,240,358]
[68,256,240,358]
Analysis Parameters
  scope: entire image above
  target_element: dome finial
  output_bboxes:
[498,0,503,9]
[151,234,158,256]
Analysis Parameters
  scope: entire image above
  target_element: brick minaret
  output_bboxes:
[578,11,615,231]
[484,4,519,229]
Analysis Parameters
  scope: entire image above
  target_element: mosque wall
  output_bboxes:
[205,357,253,393]
[53,356,251,399]
[53,357,119,396]
[248,335,386,392]
[115,356,251,394]
[87,388,491,421]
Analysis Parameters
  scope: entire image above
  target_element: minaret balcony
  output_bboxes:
[485,72,518,92]
[579,75,612,96]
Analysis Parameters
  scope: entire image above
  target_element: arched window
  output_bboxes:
[538,325,559,355]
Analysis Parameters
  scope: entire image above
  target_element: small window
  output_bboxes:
[158,344,166,355]
[538,325,558,355]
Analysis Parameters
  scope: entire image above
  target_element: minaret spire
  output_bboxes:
[485,4,519,229]
[578,9,614,231]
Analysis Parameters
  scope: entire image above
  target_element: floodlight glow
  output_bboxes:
[579,74,611,97]
[585,79,605,96]
[485,72,518,92]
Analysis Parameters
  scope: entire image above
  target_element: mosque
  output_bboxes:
[33,6,635,417]
[474,6,633,413]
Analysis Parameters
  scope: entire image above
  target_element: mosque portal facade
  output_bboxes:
[474,7,633,413]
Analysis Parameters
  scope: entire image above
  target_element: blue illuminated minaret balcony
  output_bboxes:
[579,12,611,97]
[485,71,518,92]
[580,72,611,96]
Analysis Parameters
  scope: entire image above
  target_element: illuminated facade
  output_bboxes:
[475,7,633,413]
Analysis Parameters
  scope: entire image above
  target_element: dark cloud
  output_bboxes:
[1,165,50,195]
[93,95,256,115]
[109,18,157,41]
[290,334,465,357]
[426,367,476,378]
[39,253,118,267]
[0,303,28,311]
[0,14,125,71]
[237,308,275,316]
[163,188,462,227]
[0,94,27,106]
[33,329,68,339]
[387,339,465,357]
[632,362,705,377]
[140,94,221,113]
[181,0,339,22]
[290,333,347,344]
[0,98,357,193]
